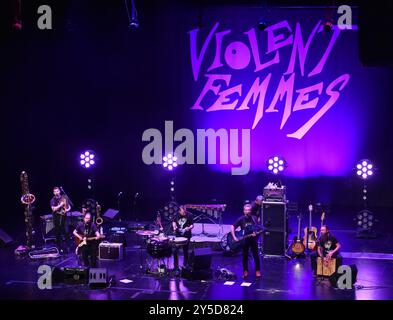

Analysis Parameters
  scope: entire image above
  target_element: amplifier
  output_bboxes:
[62,266,89,285]
[262,230,287,256]
[99,242,124,261]
[262,202,287,230]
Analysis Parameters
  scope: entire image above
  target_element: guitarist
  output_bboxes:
[50,186,71,253]
[311,225,342,276]
[73,213,101,267]
[172,206,194,270]
[231,204,261,279]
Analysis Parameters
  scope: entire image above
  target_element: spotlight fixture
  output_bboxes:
[80,150,96,169]
[356,210,375,230]
[267,156,286,175]
[159,201,180,222]
[162,153,178,171]
[355,159,374,180]
[257,19,268,31]
[125,0,139,29]
[355,159,377,238]
[323,21,333,32]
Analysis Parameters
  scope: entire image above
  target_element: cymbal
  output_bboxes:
[136,230,159,236]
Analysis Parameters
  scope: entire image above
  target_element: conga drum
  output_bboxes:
[317,257,336,276]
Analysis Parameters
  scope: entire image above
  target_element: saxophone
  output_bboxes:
[95,203,103,225]
[20,171,36,205]
[20,171,35,247]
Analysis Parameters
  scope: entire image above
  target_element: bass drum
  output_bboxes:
[147,237,172,259]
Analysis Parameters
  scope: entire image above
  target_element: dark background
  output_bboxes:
[1,0,392,238]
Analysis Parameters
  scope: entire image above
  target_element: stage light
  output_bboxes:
[267,156,286,175]
[355,159,374,179]
[159,201,179,221]
[323,21,333,32]
[356,209,375,231]
[257,20,267,31]
[163,153,178,171]
[79,150,96,169]
[125,0,139,30]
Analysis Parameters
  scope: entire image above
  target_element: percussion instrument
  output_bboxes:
[136,230,159,237]
[317,257,336,276]
[170,236,188,247]
[147,237,172,259]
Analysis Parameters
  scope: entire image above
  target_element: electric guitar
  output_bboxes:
[176,227,189,237]
[291,213,305,255]
[74,236,97,255]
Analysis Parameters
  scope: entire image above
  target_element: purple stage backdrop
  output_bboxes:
[184,7,390,177]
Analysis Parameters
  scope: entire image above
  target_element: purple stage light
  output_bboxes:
[267,156,286,175]
[356,159,374,179]
[80,150,96,169]
[163,153,178,171]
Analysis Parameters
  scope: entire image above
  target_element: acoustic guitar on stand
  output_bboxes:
[303,204,317,251]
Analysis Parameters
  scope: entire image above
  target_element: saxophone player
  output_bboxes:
[50,186,71,253]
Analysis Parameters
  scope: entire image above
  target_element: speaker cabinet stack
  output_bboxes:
[262,201,288,256]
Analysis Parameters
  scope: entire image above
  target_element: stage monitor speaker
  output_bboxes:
[329,264,358,288]
[262,202,287,230]
[262,230,287,256]
[52,266,89,285]
[89,268,108,288]
[359,1,393,66]
[189,248,212,271]
[0,228,13,247]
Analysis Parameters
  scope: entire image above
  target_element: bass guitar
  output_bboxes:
[223,229,264,253]
[291,213,305,255]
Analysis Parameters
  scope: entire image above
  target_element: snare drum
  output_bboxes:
[147,237,172,259]
[171,237,189,247]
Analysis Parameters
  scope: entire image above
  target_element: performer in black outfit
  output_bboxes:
[50,186,70,252]
[250,195,263,223]
[172,206,194,270]
[231,204,261,278]
[311,225,342,276]
[73,213,101,267]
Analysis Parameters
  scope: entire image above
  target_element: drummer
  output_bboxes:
[172,206,194,270]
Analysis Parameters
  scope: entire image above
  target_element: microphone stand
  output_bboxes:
[132,193,139,222]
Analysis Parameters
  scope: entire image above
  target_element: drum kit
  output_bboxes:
[135,230,189,276]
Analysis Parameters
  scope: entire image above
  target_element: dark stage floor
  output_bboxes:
[1,227,393,300]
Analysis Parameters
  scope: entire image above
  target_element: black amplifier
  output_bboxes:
[263,185,286,202]
[99,242,124,260]
[52,266,89,285]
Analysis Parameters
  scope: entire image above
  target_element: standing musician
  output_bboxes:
[311,225,342,276]
[172,206,194,270]
[50,186,71,252]
[231,204,261,279]
[73,213,101,267]
[251,195,263,223]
